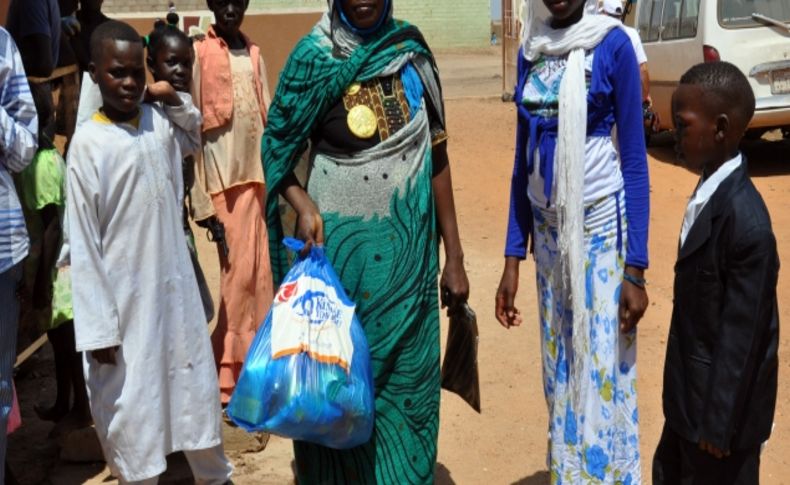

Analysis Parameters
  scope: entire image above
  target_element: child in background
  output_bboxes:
[145,23,215,322]
[55,0,81,149]
[166,2,180,27]
[653,62,779,484]
[192,0,273,405]
[16,80,91,434]
[71,0,110,74]
[67,20,231,483]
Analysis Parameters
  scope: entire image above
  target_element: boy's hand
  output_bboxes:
[92,346,119,365]
[145,81,182,107]
[619,266,648,333]
[699,439,730,459]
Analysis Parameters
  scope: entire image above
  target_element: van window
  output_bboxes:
[662,0,700,39]
[720,0,790,28]
[638,0,664,42]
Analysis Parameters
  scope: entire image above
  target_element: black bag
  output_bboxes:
[440,303,481,413]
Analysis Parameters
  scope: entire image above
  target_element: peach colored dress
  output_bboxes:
[194,48,274,404]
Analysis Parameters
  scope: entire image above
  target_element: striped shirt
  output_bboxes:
[0,27,38,273]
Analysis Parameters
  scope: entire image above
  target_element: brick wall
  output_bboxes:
[249,0,326,8]
[394,0,490,49]
[102,0,490,48]
[103,0,205,13]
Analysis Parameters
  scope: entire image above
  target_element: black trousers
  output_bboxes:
[653,423,761,485]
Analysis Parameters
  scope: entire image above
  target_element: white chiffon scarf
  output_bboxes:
[520,0,620,406]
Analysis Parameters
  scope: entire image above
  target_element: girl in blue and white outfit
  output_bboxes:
[495,0,650,483]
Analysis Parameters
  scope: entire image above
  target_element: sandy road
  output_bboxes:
[8,50,790,484]
[222,100,790,485]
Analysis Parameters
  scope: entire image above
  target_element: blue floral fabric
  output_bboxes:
[521,52,594,118]
[533,191,640,484]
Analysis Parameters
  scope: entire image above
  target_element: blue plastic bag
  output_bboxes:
[227,238,375,449]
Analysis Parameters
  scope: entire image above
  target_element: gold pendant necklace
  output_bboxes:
[347,104,378,139]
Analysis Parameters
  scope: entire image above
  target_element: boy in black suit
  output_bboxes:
[653,61,779,484]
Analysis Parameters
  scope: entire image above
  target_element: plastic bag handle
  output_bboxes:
[283,237,324,259]
[283,237,306,253]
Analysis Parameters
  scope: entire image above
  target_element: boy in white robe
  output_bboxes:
[66,20,232,485]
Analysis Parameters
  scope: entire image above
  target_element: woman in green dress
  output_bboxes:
[262,0,469,483]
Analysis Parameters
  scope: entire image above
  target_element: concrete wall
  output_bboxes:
[122,11,322,91]
[104,0,206,13]
[1,0,490,57]
[104,0,491,49]
[0,0,316,89]
[249,0,325,8]
[395,1,489,48]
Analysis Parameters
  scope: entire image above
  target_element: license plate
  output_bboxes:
[771,68,790,95]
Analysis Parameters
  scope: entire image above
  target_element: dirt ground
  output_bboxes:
[7,48,790,484]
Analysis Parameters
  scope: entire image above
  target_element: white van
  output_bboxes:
[633,0,790,134]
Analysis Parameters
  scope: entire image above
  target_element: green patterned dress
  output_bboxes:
[263,11,445,485]
[16,148,73,329]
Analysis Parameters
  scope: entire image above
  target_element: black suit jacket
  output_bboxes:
[663,160,779,452]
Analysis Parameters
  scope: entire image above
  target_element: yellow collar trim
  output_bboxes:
[93,110,141,129]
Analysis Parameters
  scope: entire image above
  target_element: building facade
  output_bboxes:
[100,0,490,48]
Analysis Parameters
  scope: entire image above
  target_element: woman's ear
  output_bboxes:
[146,55,156,74]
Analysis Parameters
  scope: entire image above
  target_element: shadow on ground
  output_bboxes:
[435,463,456,484]
[35,462,106,485]
[741,137,790,177]
[435,464,550,485]
[511,470,551,485]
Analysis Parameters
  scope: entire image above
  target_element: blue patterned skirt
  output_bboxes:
[533,190,641,484]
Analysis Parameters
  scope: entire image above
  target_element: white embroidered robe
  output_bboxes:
[66,95,222,481]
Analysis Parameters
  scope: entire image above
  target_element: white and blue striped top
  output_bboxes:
[0,27,38,273]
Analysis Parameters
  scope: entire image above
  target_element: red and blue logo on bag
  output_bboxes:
[276,281,298,303]
[294,290,345,326]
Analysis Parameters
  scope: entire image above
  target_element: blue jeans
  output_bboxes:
[0,262,22,484]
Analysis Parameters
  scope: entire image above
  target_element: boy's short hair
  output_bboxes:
[680,62,756,129]
[90,20,143,64]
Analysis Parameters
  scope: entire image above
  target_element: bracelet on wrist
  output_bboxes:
[623,272,647,289]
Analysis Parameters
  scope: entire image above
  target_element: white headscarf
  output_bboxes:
[520,0,620,407]
[520,0,618,61]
